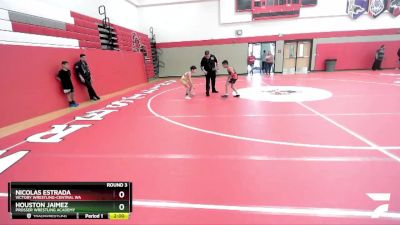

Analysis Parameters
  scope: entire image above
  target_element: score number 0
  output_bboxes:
[118,190,126,211]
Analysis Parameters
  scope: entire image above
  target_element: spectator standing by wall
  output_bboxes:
[265,51,274,76]
[372,45,385,71]
[397,47,400,70]
[75,54,100,101]
[247,52,256,75]
[261,50,267,74]
[57,61,79,107]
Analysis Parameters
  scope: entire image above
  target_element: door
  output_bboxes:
[283,40,312,74]
[248,43,262,73]
[283,42,297,74]
[295,41,312,73]
[249,42,277,74]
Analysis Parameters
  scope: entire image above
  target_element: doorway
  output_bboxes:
[283,40,312,74]
[248,43,261,74]
[248,42,276,74]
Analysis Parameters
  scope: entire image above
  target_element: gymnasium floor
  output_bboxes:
[1,70,400,224]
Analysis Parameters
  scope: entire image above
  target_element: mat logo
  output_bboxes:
[0,80,176,174]
[25,80,175,143]
[0,150,30,174]
[263,89,299,96]
[238,86,332,102]
[26,125,92,143]
[367,193,391,218]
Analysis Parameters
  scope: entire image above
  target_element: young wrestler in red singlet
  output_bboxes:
[221,60,240,98]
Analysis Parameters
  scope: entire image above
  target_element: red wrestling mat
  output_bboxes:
[1,70,400,224]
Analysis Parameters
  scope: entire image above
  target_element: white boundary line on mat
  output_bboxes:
[131,199,400,220]
[41,153,392,162]
[147,86,400,150]
[297,102,400,163]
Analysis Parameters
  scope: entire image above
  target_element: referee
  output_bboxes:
[201,50,219,96]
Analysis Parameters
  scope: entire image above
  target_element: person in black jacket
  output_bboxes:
[75,54,100,101]
[200,50,219,96]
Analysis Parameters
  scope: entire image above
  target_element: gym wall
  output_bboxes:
[142,0,399,73]
[158,44,248,77]
[0,44,147,128]
[0,1,151,127]
[157,29,400,76]
[314,41,400,71]
[141,0,399,43]
[313,35,400,71]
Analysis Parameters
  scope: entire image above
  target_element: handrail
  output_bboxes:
[149,27,160,76]
[98,5,114,49]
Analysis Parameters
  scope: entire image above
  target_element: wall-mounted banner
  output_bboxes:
[239,0,318,20]
[369,0,388,18]
[387,0,400,16]
[252,0,302,20]
[347,0,369,19]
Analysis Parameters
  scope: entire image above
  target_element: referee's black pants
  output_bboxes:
[84,77,99,100]
[205,70,217,93]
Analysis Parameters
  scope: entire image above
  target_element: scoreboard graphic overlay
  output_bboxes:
[8,182,132,220]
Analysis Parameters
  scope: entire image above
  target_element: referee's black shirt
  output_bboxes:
[201,54,218,72]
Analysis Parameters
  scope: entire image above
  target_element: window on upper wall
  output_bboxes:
[239,0,305,11]
[273,0,299,5]
[266,0,274,5]
[254,1,262,7]
[237,0,252,11]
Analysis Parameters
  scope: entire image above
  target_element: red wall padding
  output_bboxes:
[315,41,400,71]
[0,44,147,127]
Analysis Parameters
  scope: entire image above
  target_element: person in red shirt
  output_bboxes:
[221,60,240,98]
[247,52,256,75]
